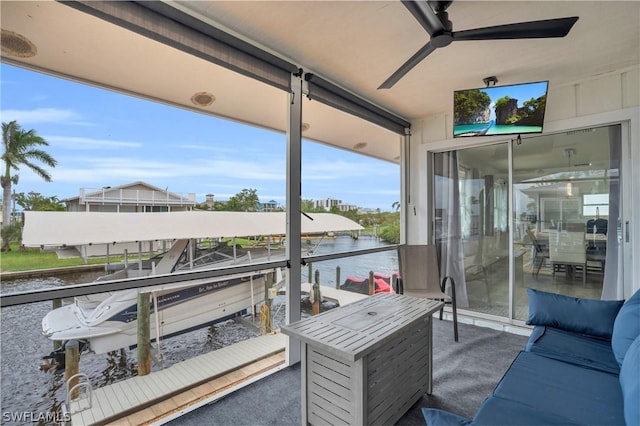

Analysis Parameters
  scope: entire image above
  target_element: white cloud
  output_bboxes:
[46,135,141,150]
[1,108,91,126]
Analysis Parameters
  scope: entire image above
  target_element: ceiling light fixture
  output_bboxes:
[190,92,215,107]
[565,148,576,197]
[353,142,367,150]
[1,29,37,58]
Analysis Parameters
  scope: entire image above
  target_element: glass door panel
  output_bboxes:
[434,143,510,317]
[433,124,622,322]
[512,125,621,321]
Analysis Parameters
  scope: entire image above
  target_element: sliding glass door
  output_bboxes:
[433,124,622,321]
[434,144,510,316]
[512,125,621,320]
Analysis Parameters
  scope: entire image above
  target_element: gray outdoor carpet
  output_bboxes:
[168,319,529,426]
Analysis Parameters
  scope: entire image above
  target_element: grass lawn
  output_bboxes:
[0,243,118,272]
[0,238,255,273]
[0,243,108,273]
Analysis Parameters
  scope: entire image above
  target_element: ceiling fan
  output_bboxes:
[378,0,579,89]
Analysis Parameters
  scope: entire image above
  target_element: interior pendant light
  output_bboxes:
[565,148,575,196]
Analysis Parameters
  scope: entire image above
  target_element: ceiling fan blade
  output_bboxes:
[378,42,437,89]
[452,16,579,41]
[402,0,446,36]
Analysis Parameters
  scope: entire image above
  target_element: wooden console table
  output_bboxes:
[281,293,443,425]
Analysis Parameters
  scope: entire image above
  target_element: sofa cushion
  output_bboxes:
[493,351,625,425]
[525,326,619,374]
[619,335,640,426]
[422,408,471,426]
[611,289,640,366]
[473,396,581,425]
[526,288,623,339]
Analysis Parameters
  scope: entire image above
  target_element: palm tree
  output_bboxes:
[1,121,57,251]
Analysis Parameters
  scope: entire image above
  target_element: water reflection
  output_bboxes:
[302,236,397,286]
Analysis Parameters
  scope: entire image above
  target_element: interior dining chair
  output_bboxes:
[397,244,459,342]
[525,227,549,279]
[549,226,587,287]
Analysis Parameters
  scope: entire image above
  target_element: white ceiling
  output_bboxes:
[2,1,639,164]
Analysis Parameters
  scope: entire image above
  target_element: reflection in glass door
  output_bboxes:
[512,125,621,321]
[434,144,510,317]
[433,124,622,321]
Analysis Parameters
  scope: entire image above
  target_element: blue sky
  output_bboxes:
[1,63,399,211]
[480,81,548,115]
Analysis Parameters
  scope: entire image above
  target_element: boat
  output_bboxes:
[42,240,283,358]
[25,211,363,364]
[339,272,397,295]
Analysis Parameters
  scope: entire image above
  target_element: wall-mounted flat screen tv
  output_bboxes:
[453,81,548,138]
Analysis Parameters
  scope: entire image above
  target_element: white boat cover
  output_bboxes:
[22,211,364,247]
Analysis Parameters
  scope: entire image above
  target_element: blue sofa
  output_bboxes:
[422,288,640,425]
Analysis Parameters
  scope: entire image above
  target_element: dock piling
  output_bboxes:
[65,340,80,399]
[335,266,341,290]
[137,293,151,376]
[368,271,375,295]
[262,271,273,334]
[313,270,321,315]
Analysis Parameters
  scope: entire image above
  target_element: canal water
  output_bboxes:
[0,236,395,425]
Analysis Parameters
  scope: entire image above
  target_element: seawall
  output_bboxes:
[0,264,105,280]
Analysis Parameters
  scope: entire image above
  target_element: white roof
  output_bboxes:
[22,211,363,247]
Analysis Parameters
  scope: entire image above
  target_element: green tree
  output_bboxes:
[14,191,65,211]
[494,95,511,109]
[223,188,260,211]
[2,121,57,251]
[378,221,400,244]
[0,222,22,248]
[301,199,326,213]
[454,89,491,124]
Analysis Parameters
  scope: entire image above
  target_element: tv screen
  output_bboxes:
[453,81,548,138]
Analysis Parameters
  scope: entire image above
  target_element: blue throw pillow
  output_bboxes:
[612,289,640,365]
[619,335,640,426]
[526,288,624,339]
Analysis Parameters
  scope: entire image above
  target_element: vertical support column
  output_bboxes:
[286,72,303,366]
[105,243,110,273]
[53,299,62,351]
[401,131,411,245]
[137,293,151,376]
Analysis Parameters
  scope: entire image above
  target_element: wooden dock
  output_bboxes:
[300,282,369,305]
[70,333,287,425]
[69,288,367,425]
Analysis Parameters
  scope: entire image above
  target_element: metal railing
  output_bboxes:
[79,188,196,205]
[0,245,397,307]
